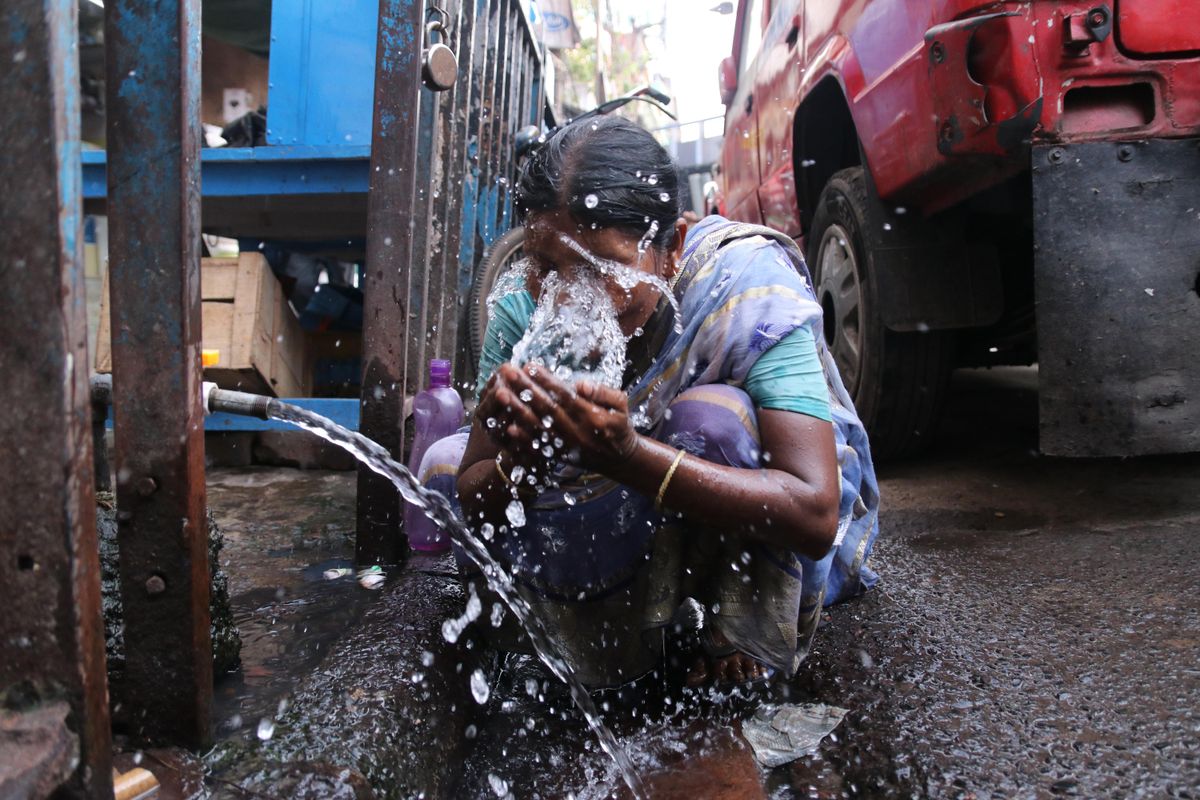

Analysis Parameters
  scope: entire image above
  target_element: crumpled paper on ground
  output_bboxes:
[741,703,848,767]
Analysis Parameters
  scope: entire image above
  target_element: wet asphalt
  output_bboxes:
[206,366,1200,799]
[795,367,1200,799]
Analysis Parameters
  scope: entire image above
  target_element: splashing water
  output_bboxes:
[509,268,629,389]
[485,258,534,320]
[555,233,682,334]
[636,220,660,258]
[471,668,492,705]
[265,402,647,798]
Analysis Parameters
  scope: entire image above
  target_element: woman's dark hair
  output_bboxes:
[514,115,682,249]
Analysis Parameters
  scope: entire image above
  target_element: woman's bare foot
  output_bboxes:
[685,627,770,687]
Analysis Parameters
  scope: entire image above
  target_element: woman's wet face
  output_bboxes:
[523,210,669,335]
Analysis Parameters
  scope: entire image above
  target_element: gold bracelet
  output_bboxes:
[655,449,686,510]
[495,455,535,495]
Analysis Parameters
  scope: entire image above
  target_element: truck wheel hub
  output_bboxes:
[816,224,863,394]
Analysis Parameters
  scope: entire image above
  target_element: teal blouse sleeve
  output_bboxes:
[475,290,536,395]
[743,323,833,422]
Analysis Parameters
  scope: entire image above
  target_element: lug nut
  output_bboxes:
[1048,148,1065,164]
[1118,145,1134,162]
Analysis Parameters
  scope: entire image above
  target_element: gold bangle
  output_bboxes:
[495,455,535,495]
[655,449,686,510]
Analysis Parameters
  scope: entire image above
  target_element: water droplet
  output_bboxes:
[883,223,892,231]
[519,389,533,402]
[659,192,670,202]
[525,678,540,697]
[471,669,491,704]
[256,718,275,741]
[563,492,577,507]
[480,522,495,540]
[491,602,505,627]
[510,465,526,484]
[487,773,509,797]
[421,650,435,667]
[541,415,553,428]
[486,417,498,429]
[584,194,599,209]
[648,174,659,185]
[505,500,527,528]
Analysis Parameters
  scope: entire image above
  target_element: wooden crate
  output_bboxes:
[96,252,309,397]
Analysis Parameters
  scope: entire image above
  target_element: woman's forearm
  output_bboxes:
[606,432,840,560]
[456,428,540,531]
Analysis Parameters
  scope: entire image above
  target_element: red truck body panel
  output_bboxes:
[721,0,1200,234]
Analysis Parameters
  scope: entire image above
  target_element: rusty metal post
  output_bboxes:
[429,0,472,363]
[105,0,212,747]
[0,0,114,796]
[358,0,428,565]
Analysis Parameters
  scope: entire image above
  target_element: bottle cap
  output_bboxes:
[429,359,452,388]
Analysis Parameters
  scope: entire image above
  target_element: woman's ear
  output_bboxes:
[671,217,688,265]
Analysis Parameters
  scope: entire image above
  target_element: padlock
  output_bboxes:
[423,14,458,92]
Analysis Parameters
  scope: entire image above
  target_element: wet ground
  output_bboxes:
[203,366,1200,798]
[205,468,372,743]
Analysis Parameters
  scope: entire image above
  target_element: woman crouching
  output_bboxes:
[419,116,880,689]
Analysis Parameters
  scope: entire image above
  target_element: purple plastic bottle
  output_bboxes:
[404,359,464,551]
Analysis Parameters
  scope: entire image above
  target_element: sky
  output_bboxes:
[600,0,736,126]
[657,0,736,125]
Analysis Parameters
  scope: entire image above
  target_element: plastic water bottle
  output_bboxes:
[404,359,464,551]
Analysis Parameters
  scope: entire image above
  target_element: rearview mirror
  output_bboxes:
[718,56,737,106]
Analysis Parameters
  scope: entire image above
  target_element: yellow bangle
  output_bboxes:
[655,449,686,510]
[495,456,535,495]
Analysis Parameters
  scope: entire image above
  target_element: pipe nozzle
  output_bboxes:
[202,382,273,419]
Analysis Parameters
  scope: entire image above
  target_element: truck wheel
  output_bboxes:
[806,167,952,459]
[468,226,526,371]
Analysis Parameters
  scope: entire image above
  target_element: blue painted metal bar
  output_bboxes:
[357,0,427,567]
[0,1,114,794]
[103,398,361,432]
[105,0,212,749]
[82,145,371,199]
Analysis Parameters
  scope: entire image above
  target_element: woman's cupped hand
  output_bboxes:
[474,362,639,473]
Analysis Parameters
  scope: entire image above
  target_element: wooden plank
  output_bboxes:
[230,252,261,369]
[96,267,113,372]
[201,262,238,301]
[201,302,235,365]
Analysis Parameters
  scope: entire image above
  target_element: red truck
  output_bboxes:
[716,0,1200,458]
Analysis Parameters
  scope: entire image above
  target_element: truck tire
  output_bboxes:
[806,167,952,459]
[468,226,526,371]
